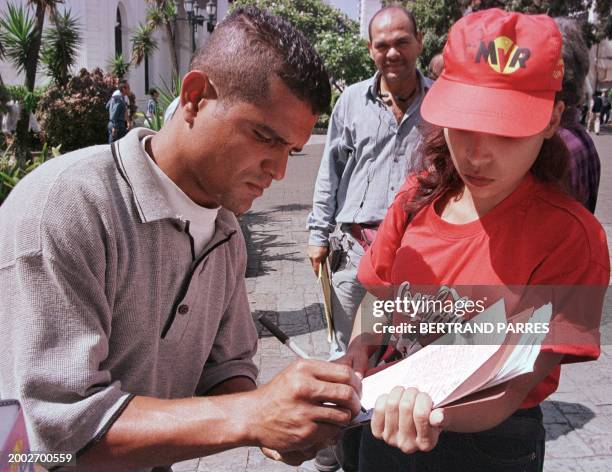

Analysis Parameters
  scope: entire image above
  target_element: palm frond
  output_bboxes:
[146,7,165,30]
[130,23,158,67]
[107,53,130,79]
[40,8,81,85]
[156,74,181,112]
[0,3,38,75]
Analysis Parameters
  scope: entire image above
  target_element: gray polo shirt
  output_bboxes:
[307,70,432,246]
[0,128,258,456]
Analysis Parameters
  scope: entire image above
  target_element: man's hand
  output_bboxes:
[371,387,447,454]
[307,245,329,275]
[247,359,361,454]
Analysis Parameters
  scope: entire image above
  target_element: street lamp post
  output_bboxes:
[172,0,217,53]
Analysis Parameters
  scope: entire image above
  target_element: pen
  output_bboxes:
[258,315,367,413]
[258,315,311,358]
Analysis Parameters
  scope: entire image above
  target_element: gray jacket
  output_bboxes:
[0,128,258,457]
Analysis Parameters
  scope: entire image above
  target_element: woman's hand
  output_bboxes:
[333,344,370,379]
[371,387,447,454]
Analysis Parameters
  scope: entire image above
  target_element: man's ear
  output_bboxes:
[367,41,375,62]
[543,101,565,139]
[179,71,218,125]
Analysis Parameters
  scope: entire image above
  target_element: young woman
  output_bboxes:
[340,9,610,472]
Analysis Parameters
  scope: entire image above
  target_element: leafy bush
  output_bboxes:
[5,84,47,114]
[36,68,117,153]
[0,142,59,204]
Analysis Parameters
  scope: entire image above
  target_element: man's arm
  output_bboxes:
[307,93,351,273]
[78,360,363,471]
[205,376,256,396]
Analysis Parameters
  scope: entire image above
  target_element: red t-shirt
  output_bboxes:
[358,173,610,408]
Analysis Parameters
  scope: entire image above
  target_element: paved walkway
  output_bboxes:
[176,127,612,471]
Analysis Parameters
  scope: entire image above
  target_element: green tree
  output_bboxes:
[469,0,611,45]
[131,23,159,67]
[146,0,179,77]
[0,4,38,83]
[316,31,374,92]
[107,53,130,79]
[384,0,611,70]
[231,0,374,91]
[40,9,82,86]
[0,3,39,162]
[25,0,63,91]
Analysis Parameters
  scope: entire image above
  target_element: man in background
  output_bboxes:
[305,5,431,472]
[107,79,130,143]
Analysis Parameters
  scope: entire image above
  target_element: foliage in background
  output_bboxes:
[0,3,37,79]
[231,0,374,94]
[0,83,9,114]
[0,141,60,204]
[5,83,46,114]
[316,31,374,93]
[145,0,179,77]
[36,68,116,153]
[383,0,612,69]
[140,74,180,131]
[107,53,130,79]
[0,0,69,162]
[470,0,611,46]
[156,73,181,112]
[130,23,158,67]
[40,8,81,86]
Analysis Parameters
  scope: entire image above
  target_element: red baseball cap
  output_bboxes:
[421,8,564,137]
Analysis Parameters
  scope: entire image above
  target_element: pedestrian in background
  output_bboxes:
[106,79,129,143]
[555,17,601,213]
[601,93,610,124]
[146,87,160,123]
[588,90,603,135]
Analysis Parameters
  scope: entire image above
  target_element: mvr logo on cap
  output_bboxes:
[475,36,531,74]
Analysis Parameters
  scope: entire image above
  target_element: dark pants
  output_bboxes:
[108,122,127,144]
[359,406,545,472]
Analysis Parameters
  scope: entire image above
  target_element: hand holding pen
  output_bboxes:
[258,315,367,415]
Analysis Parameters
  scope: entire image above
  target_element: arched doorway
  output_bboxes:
[114,6,122,56]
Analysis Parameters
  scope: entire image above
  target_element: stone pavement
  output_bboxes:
[175,130,612,471]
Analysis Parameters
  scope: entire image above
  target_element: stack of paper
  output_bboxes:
[353,300,552,424]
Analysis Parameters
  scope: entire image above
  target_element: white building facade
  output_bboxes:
[0,0,364,111]
[0,0,235,110]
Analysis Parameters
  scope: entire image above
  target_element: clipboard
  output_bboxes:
[318,260,335,343]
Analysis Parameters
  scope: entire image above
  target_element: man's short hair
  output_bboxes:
[554,17,589,108]
[190,6,330,115]
[368,5,418,41]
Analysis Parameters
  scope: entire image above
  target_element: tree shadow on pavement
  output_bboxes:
[254,303,326,338]
[240,204,313,278]
[542,400,595,441]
